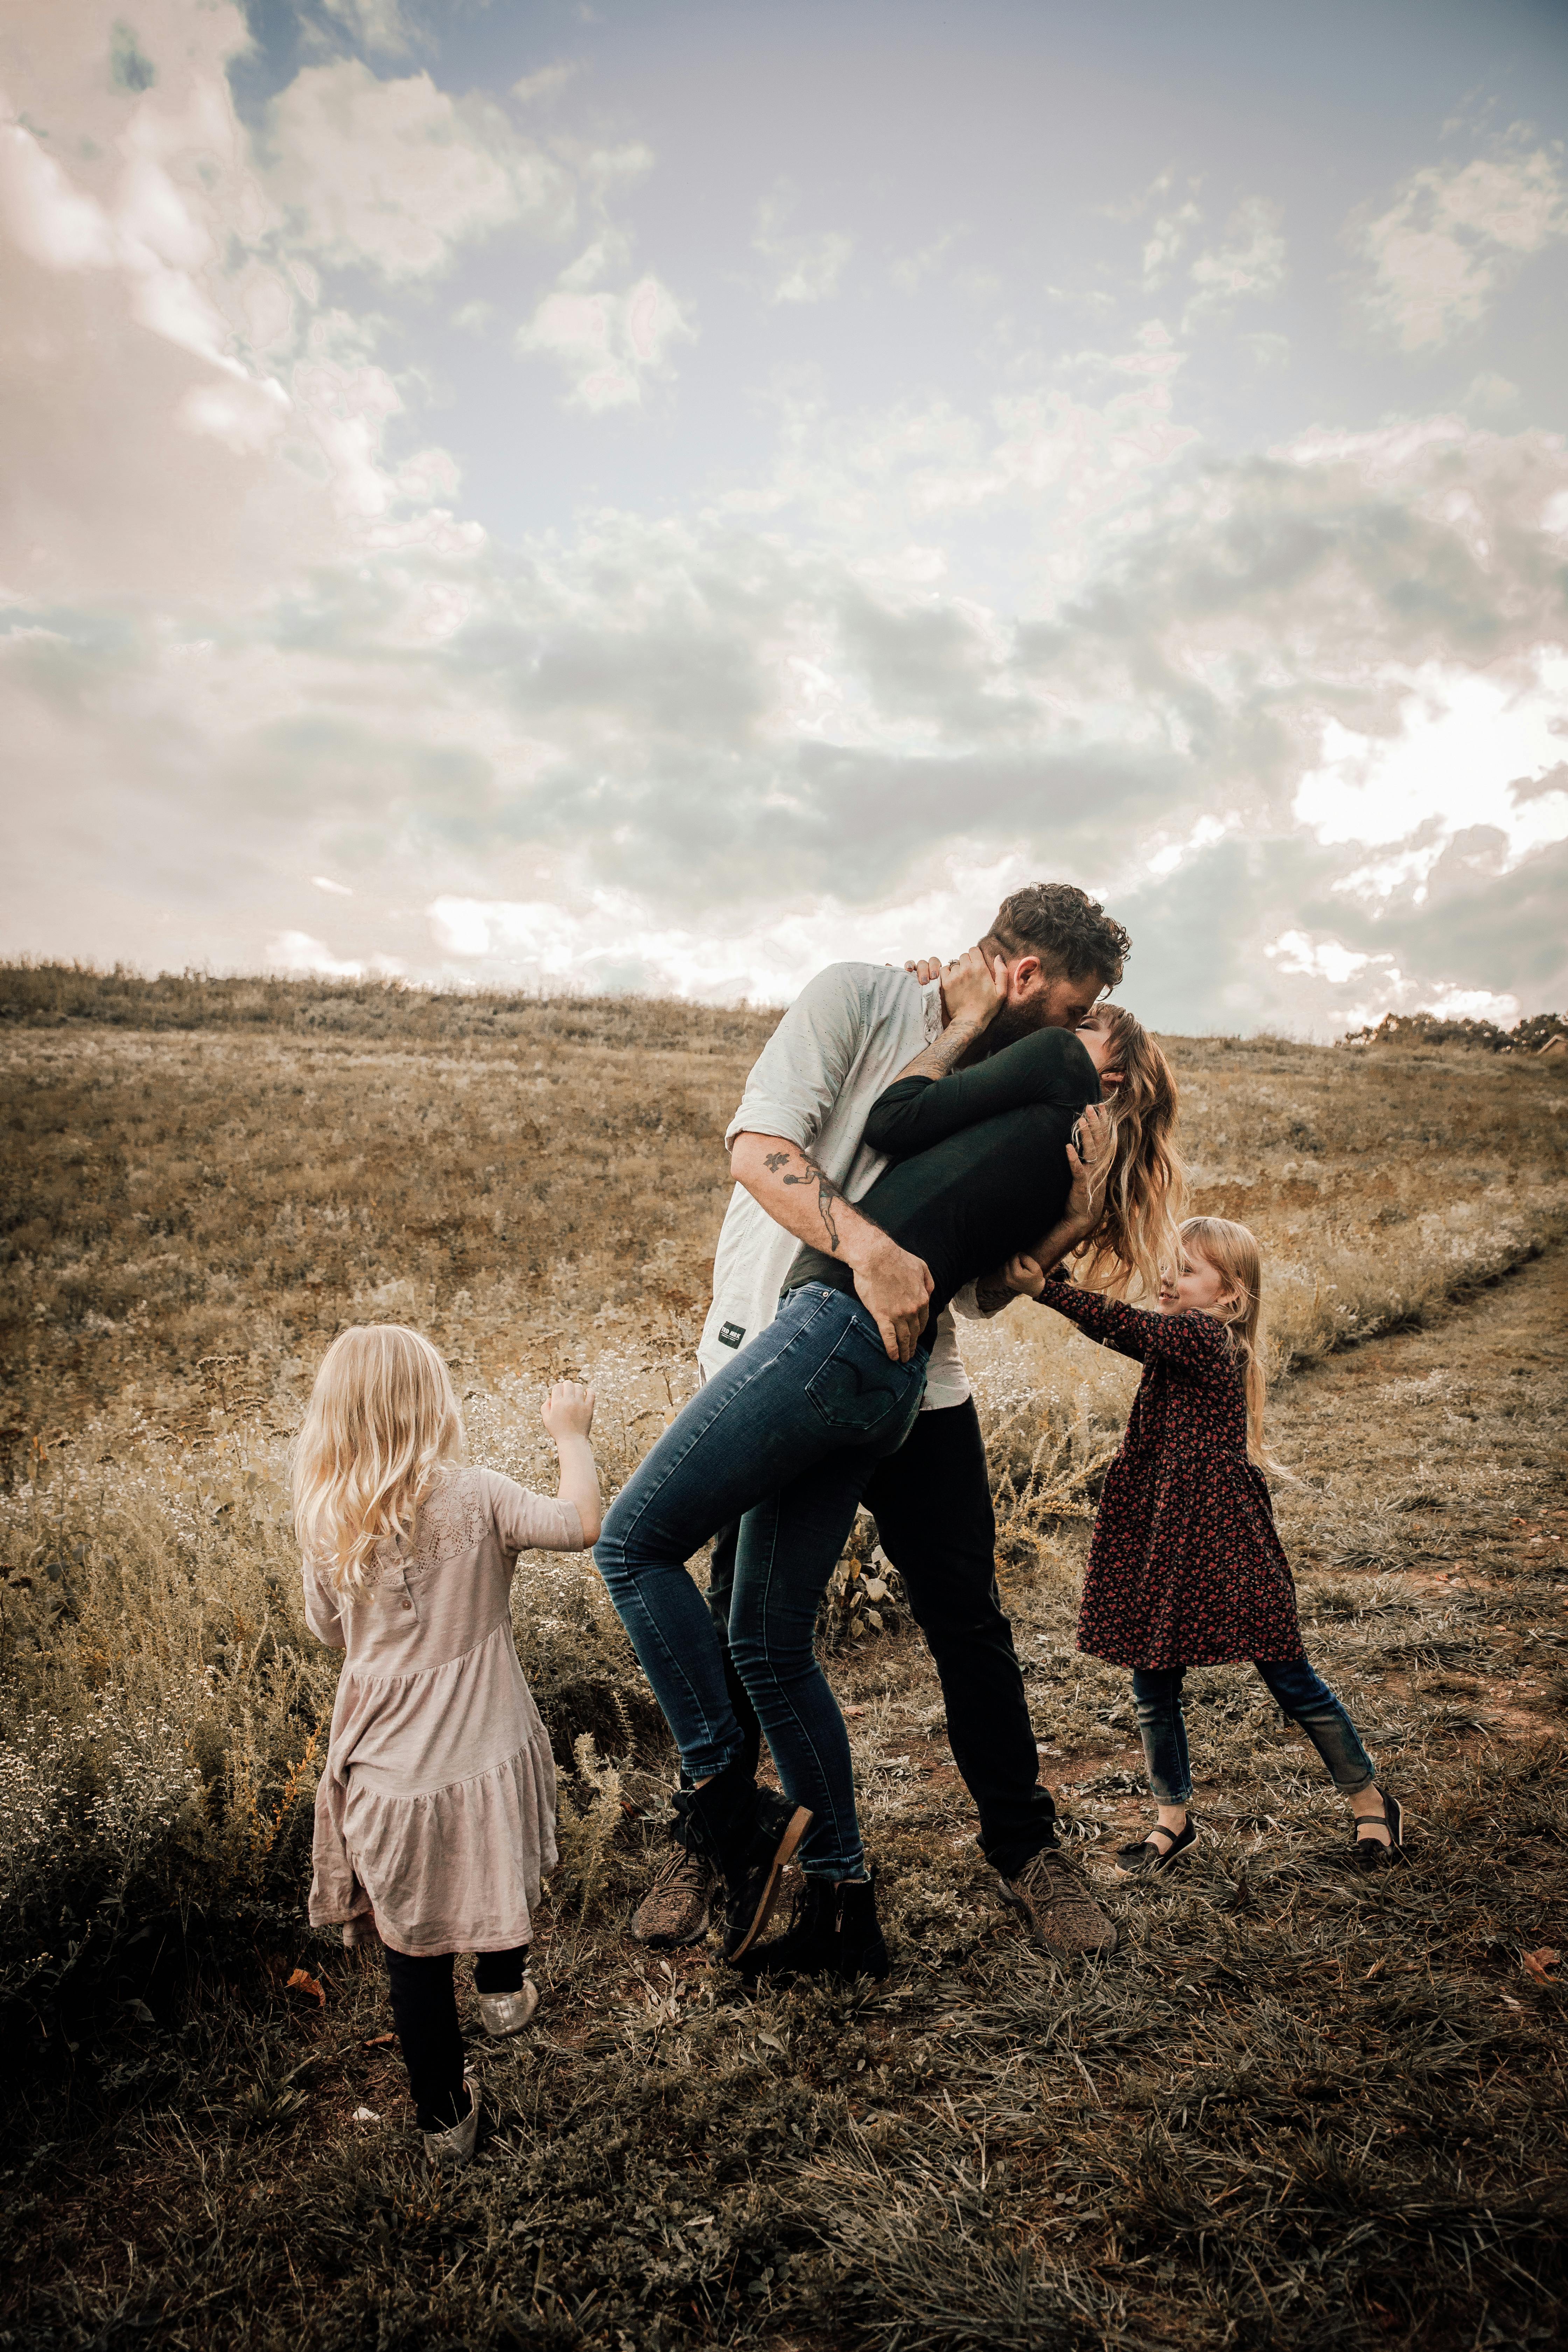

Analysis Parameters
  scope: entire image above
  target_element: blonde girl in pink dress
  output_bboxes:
[294,1324,601,2164]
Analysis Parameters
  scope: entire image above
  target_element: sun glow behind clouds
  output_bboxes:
[1297,658,1568,898]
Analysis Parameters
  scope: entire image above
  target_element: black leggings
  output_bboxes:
[383,1944,528,2130]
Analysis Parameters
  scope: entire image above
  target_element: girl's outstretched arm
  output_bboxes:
[1027,1274,1231,1372]
[541,1379,602,1546]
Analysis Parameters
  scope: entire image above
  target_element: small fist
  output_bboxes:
[541,1380,596,1441]
[1004,1253,1048,1299]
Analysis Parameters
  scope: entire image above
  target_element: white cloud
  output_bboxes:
[891,229,962,293]
[515,269,691,410]
[512,63,581,106]
[1142,200,1201,289]
[266,60,574,279]
[753,186,852,304]
[318,0,415,58]
[1244,330,1290,369]
[425,852,1033,1003]
[176,375,290,453]
[1462,370,1520,418]
[1184,197,1286,323]
[1355,142,1568,351]
[267,929,368,976]
[1266,930,1372,984]
[0,119,118,267]
[312,875,355,895]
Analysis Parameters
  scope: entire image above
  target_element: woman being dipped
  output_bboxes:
[593,953,1181,1982]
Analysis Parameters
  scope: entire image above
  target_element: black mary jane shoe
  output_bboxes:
[1115,1819,1198,1877]
[1351,1792,1405,1871]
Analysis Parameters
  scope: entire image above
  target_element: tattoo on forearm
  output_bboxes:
[973,1274,1013,1317]
[766,1147,845,1253]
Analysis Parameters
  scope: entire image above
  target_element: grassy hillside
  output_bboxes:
[1,966,1566,2351]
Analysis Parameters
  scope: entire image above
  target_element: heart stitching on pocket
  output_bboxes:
[804,1322,915,1436]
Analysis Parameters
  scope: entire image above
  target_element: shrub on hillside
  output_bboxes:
[1344,1008,1567,1052]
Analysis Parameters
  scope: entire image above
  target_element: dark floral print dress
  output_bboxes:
[1035,1277,1304,1671]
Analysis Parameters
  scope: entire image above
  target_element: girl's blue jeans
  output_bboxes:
[1131,1658,1375,1805]
[594,1284,927,1879]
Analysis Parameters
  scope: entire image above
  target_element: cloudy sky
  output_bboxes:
[3,0,1566,1032]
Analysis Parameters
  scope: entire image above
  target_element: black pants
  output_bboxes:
[706,1396,1055,1879]
[383,1943,528,2131]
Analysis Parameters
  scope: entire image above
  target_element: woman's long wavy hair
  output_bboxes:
[293,1324,463,1601]
[1178,1215,1271,1466]
[1071,1004,1186,1303]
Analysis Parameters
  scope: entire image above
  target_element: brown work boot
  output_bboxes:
[631,1841,718,1948]
[1000,1847,1118,1957]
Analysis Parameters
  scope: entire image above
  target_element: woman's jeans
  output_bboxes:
[1131,1658,1375,1806]
[383,1943,528,2131]
[594,1284,927,1879]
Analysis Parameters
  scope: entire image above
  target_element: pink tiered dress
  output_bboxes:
[304,1465,581,1956]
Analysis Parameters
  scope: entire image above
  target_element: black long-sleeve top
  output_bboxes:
[782,1026,1101,1344]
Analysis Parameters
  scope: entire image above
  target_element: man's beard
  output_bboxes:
[983,995,1059,1051]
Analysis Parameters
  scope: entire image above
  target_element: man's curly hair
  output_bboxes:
[981,883,1130,987]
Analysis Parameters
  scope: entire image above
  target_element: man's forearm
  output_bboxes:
[888,1011,990,1087]
[729,1130,933,1363]
[729,1132,886,1266]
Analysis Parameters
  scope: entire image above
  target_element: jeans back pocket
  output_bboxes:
[804,1314,924,1447]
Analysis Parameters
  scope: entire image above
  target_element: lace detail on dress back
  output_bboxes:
[366,1466,491,1587]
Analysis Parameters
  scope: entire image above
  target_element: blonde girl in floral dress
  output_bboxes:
[295,1325,600,2163]
[1018,1217,1403,1874]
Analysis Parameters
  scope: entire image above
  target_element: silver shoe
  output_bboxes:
[476,1980,539,2038]
[422,2073,478,2165]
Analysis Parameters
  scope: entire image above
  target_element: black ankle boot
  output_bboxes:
[669,1754,811,1961]
[736,1868,890,1984]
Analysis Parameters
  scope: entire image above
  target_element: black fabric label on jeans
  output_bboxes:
[718,1322,745,1348]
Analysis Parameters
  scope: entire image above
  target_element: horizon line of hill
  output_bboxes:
[1,956,1563,1055]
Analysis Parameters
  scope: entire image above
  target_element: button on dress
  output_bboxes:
[1035,1279,1304,1671]
[305,1465,582,1956]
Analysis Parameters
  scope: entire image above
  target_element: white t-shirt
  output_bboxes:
[696,961,975,1412]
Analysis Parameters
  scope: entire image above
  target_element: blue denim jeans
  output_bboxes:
[594,1284,927,1878]
[1131,1658,1375,1805]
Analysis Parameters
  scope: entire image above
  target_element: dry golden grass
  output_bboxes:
[2,964,1567,2352]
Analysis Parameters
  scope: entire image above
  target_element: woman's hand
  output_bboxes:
[542,1379,596,1441]
[940,945,1007,1034]
[1065,1100,1113,1230]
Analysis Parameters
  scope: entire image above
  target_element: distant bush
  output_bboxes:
[1344,1008,1567,1053]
